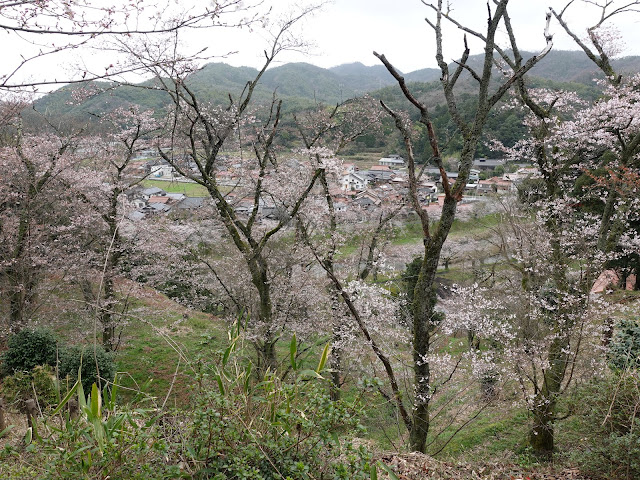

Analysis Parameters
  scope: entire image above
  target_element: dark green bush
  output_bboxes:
[571,372,640,480]
[1,328,58,376]
[58,345,115,392]
[609,319,640,370]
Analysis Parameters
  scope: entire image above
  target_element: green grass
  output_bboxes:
[438,267,477,284]
[448,211,504,237]
[115,306,227,403]
[142,179,210,197]
[341,150,386,168]
[436,406,531,459]
[391,212,504,246]
[36,281,229,404]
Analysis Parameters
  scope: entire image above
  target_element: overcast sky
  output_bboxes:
[5,0,640,91]
[214,0,640,73]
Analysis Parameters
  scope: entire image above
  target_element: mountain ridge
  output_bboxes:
[32,50,640,125]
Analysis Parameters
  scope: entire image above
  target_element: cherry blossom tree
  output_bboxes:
[290,97,401,399]
[479,2,640,449]
[485,192,605,456]
[0,0,261,93]
[114,4,335,371]
[370,0,552,453]
[487,3,640,454]
[0,109,87,335]
[73,106,159,351]
[548,1,640,263]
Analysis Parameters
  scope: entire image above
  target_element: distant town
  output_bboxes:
[125,152,537,221]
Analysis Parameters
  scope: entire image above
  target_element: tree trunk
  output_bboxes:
[256,339,277,373]
[7,269,36,333]
[250,257,278,372]
[100,277,116,352]
[328,285,345,401]
[529,397,555,456]
[9,287,25,333]
[409,240,444,452]
[79,278,96,310]
[529,334,570,457]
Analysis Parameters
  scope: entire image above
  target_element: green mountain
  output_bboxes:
[31,50,640,132]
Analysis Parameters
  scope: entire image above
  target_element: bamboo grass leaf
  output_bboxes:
[316,343,330,373]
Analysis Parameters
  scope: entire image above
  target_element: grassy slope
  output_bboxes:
[8,209,637,478]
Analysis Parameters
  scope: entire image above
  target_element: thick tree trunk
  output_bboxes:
[409,229,453,451]
[250,257,278,372]
[9,287,25,333]
[529,398,555,455]
[409,263,437,452]
[80,278,96,310]
[529,334,570,456]
[100,272,116,352]
[7,269,36,333]
[99,195,122,353]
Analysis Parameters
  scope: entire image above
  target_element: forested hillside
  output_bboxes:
[31,51,634,157]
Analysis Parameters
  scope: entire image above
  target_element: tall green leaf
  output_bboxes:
[316,343,330,373]
[51,379,80,417]
[90,383,102,419]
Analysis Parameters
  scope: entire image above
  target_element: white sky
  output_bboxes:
[217,0,640,73]
[4,0,640,91]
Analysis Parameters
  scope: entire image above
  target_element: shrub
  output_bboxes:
[3,328,373,479]
[571,371,640,480]
[182,332,372,479]
[25,377,179,480]
[0,365,58,408]
[1,328,58,376]
[609,319,640,370]
[58,345,115,392]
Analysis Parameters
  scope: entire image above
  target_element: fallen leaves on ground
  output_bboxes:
[377,453,591,480]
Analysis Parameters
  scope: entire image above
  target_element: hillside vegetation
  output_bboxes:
[3,1,640,478]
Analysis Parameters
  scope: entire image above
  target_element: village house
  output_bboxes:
[379,154,406,168]
[127,210,146,221]
[165,193,186,202]
[503,167,539,182]
[215,170,239,185]
[334,201,348,212]
[363,165,395,184]
[139,187,166,200]
[477,176,514,194]
[148,195,170,205]
[343,163,357,174]
[148,202,171,213]
[341,171,369,191]
[353,190,382,208]
[175,197,205,210]
[473,158,506,171]
[418,183,438,202]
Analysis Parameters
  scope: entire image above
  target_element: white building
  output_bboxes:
[341,172,368,191]
[379,154,406,168]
